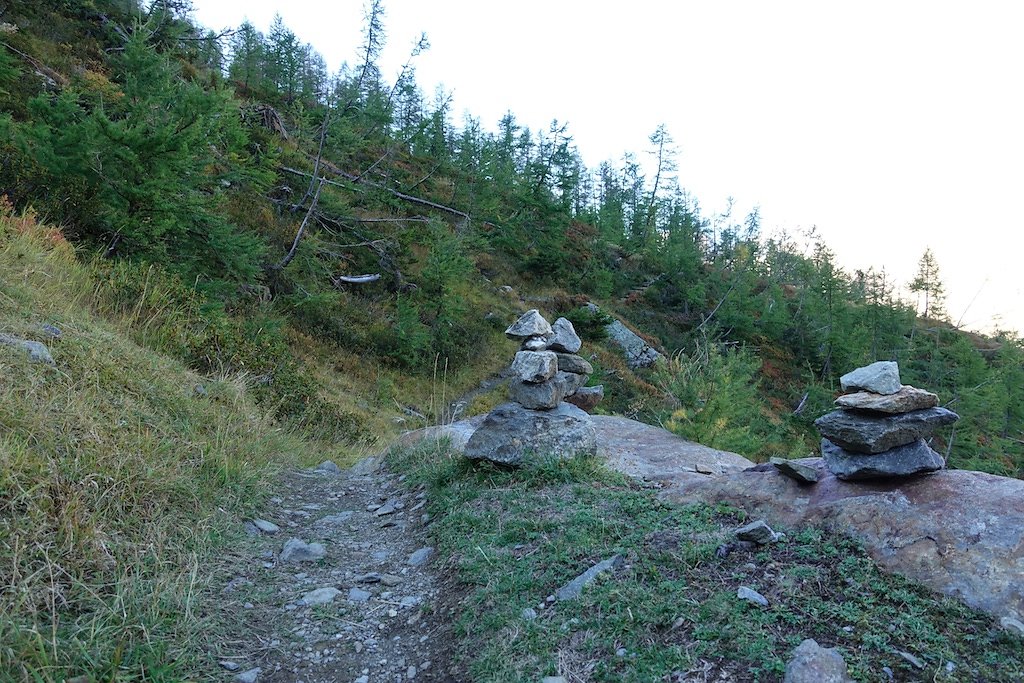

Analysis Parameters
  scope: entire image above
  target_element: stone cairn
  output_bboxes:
[505,309,604,412]
[814,361,959,480]
[463,310,602,467]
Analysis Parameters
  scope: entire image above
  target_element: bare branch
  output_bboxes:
[274,177,325,270]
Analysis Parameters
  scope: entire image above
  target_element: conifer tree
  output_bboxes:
[910,247,947,320]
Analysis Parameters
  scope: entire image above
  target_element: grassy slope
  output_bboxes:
[0,212,330,680]
[389,443,1024,682]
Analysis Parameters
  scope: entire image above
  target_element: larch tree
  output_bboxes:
[910,247,947,321]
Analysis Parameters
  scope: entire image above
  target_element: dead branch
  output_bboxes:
[274,177,324,270]
[333,273,381,285]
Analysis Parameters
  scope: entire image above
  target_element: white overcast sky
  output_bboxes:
[191,0,1024,334]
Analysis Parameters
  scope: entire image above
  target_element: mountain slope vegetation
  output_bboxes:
[1,1,1023,679]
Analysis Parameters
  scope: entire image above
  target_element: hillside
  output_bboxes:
[2,1,1024,680]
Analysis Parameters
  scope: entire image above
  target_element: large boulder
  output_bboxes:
[510,350,558,384]
[505,309,552,340]
[814,407,959,453]
[604,320,663,369]
[661,465,1024,621]
[839,361,901,395]
[821,438,945,480]
[835,385,938,414]
[463,402,597,466]
[547,317,582,354]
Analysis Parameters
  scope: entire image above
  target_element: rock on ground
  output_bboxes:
[821,438,945,479]
[737,586,769,607]
[604,320,663,369]
[770,457,820,483]
[735,520,780,544]
[815,407,959,454]
[555,555,623,600]
[783,639,854,683]
[835,385,938,413]
[280,538,326,562]
[0,333,55,365]
[839,361,901,395]
[464,402,597,466]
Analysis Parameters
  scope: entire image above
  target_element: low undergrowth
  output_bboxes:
[0,217,323,680]
[388,442,1024,682]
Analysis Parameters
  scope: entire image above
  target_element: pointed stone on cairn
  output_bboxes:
[816,362,958,481]
[465,311,603,466]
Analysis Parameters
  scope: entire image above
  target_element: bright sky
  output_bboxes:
[192,0,1024,334]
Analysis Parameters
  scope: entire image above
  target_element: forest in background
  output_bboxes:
[2,0,1023,477]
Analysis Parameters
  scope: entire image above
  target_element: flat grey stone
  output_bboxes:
[735,520,780,544]
[408,547,434,567]
[464,402,597,466]
[348,587,372,602]
[821,438,945,480]
[897,651,925,669]
[302,587,342,605]
[555,555,622,600]
[280,538,326,562]
[511,350,558,384]
[317,511,354,525]
[505,309,552,339]
[315,460,341,474]
[235,668,261,683]
[547,317,582,353]
[840,361,901,395]
[815,407,959,454]
[521,607,538,620]
[770,457,820,483]
[219,661,240,671]
[737,586,769,607]
[835,385,938,414]
[784,639,854,683]
[251,519,280,534]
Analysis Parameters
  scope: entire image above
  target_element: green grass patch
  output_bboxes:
[388,442,1024,682]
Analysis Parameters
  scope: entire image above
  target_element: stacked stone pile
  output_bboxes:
[505,309,604,411]
[464,310,601,466]
[814,361,959,480]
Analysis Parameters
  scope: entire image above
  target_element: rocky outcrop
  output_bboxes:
[660,465,1024,621]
